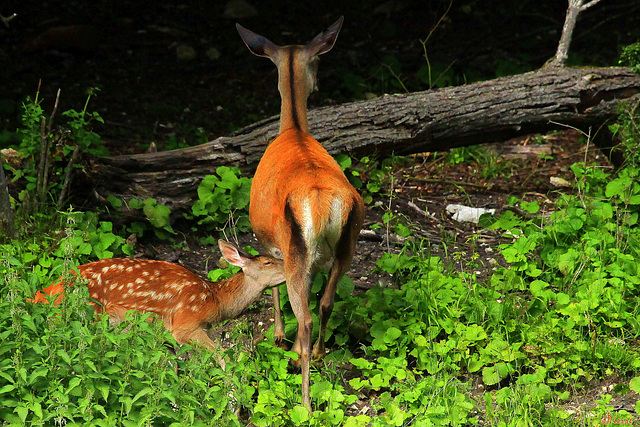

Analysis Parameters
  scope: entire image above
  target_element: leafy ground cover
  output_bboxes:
[1,92,640,425]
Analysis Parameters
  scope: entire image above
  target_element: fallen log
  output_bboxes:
[89,66,640,214]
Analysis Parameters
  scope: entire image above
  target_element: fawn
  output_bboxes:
[30,240,285,352]
[237,17,365,410]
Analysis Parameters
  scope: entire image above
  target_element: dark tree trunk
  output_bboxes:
[0,152,16,239]
[87,66,640,214]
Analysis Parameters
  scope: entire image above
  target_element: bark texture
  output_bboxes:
[88,66,640,214]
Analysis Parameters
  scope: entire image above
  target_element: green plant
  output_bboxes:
[0,209,128,302]
[5,77,640,425]
[485,162,640,381]
[106,167,252,243]
[620,41,640,73]
[320,148,640,423]
[189,166,252,236]
[337,155,405,204]
[0,216,247,425]
[127,197,175,240]
[609,99,640,167]
[446,145,483,165]
[445,145,514,179]
[72,210,130,259]
[483,382,558,426]
[61,88,107,157]
[5,87,106,219]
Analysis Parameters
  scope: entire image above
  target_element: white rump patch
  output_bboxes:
[327,198,344,242]
[301,199,314,243]
[304,196,344,267]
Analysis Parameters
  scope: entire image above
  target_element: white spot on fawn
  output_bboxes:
[153,292,172,301]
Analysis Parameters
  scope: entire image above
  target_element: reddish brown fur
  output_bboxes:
[30,241,285,351]
[250,128,358,246]
[238,17,365,410]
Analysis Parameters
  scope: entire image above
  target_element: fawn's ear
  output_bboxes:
[218,240,248,268]
[306,16,343,57]
[236,23,279,59]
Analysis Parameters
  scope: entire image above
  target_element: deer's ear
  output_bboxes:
[218,240,247,268]
[236,23,279,59]
[306,16,343,57]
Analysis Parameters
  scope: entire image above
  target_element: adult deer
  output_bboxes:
[236,17,365,410]
[30,240,285,353]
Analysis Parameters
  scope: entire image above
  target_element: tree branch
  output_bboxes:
[580,0,604,12]
[57,146,81,211]
[0,12,17,28]
[548,0,605,67]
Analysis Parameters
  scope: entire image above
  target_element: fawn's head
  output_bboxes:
[218,240,285,288]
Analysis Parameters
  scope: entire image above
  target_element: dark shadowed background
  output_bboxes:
[1,0,639,155]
